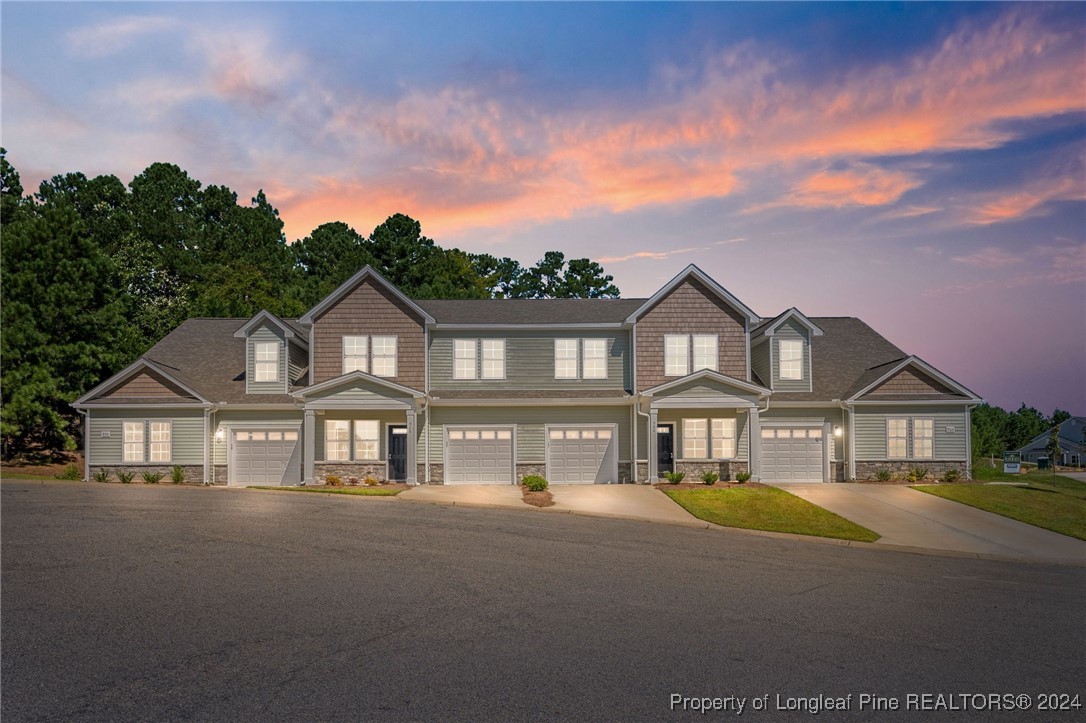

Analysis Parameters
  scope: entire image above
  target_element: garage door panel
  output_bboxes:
[762,428,823,483]
[548,427,617,484]
[446,428,514,484]
[231,430,299,486]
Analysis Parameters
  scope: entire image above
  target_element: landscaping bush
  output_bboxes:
[700,471,719,485]
[942,468,962,483]
[874,467,894,481]
[170,465,186,484]
[56,463,82,480]
[92,468,111,483]
[906,466,930,483]
[347,477,359,486]
[117,471,134,484]
[662,471,685,484]
[142,471,164,484]
[735,471,751,484]
[325,475,343,487]
[363,476,379,486]
[522,474,549,491]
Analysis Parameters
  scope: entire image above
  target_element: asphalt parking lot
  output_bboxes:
[3,481,1084,721]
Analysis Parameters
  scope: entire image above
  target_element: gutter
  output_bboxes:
[77,409,90,481]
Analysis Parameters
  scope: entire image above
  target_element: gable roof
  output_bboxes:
[846,355,981,402]
[1015,416,1086,453]
[751,307,824,339]
[626,265,759,324]
[233,309,307,344]
[418,298,645,325]
[74,357,210,406]
[641,369,770,397]
[292,370,424,399]
[298,266,435,325]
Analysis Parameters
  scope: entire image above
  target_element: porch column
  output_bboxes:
[303,409,316,485]
[406,409,417,484]
[748,406,761,482]
[203,408,211,485]
[648,408,659,481]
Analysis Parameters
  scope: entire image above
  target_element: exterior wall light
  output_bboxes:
[214,428,225,442]
[833,426,843,437]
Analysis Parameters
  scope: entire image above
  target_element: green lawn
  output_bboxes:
[913,484,1086,540]
[972,462,1084,492]
[249,485,403,496]
[663,486,880,542]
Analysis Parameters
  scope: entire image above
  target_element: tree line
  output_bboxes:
[970,404,1074,464]
[0,149,619,459]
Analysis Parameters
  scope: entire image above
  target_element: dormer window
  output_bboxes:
[779,340,803,380]
[665,334,718,376]
[254,342,279,382]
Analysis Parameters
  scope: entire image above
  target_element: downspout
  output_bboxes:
[78,409,90,481]
[424,324,430,484]
[635,398,650,484]
[630,320,640,482]
[752,396,770,481]
[965,403,977,480]
[839,401,855,481]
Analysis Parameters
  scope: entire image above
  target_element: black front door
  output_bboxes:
[388,425,408,481]
[656,424,674,474]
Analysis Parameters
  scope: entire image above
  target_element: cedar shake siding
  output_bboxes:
[100,370,196,401]
[310,276,426,388]
[863,367,965,399]
[635,278,747,391]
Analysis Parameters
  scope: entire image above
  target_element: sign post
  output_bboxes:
[1003,451,1021,475]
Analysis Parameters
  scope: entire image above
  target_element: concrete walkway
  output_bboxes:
[776,483,1086,562]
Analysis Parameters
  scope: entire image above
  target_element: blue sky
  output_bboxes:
[2,2,1084,413]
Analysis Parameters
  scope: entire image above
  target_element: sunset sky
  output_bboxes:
[3,2,1084,413]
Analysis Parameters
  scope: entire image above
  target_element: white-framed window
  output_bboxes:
[254,342,279,382]
[683,419,708,458]
[887,418,908,458]
[582,339,607,379]
[353,420,380,461]
[913,418,934,459]
[371,336,397,377]
[665,335,689,376]
[326,420,349,461]
[555,339,578,379]
[343,336,368,374]
[779,339,803,381]
[692,335,718,372]
[454,339,477,380]
[481,339,505,379]
[711,418,737,459]
[123,421,145,463]
[149,421,171,462]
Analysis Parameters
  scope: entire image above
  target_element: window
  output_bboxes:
[779,340,803,381]
[692,335,718,372]
[711,418,737,459]
[665,335,689,376]
[582,339,607,379]
[887,418,908,458]
[914,418,934,459]
[454,339,477,380]
[326,420,349,461]
[683,419,707,458]
[481,339,505,379]
[123,421,144,463]
[343,336,368,374]
[254,342,279,382]
[371,336,397,377]
[353,420,379,460]
[555,339,578,379]
[149,421,171,462]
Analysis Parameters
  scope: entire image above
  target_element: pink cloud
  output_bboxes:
[964,175,1085,225]
[951,247,1022,268]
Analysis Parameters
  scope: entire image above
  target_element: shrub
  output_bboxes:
[142,471,164,484]
[662,471,685,484]
[92,468,111,483]
[325,474,343,487]
[170,465,186,484]
[735,471,752,484]
[364,476,379,486]
[906,466,930,483]
[942,468,962,483]
[117,471,134,484]
[699,471,719,485]
[874,467,894,481]
[522,474,549,491]
[56,463,82,480]
[347,477,359,486]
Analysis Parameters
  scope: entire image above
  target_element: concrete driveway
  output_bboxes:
[778,483,1086,562]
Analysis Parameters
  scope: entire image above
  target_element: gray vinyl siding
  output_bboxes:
[247,325,287,394]
[750,338,770,387]
[771,320,810,392]
[429,330,630,391]
[854,405,969,460]
[314,410,407,462]
[212,410,303,465]
[288,341,307,384]
[426,405,631,463]
[657,409,749,462]
[87,408,204,465]
[760,407,844,462]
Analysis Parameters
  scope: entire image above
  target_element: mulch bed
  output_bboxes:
[324,483,411,491]
[522,488,555,507]
[652,481,765,490]
[1,452,83,478]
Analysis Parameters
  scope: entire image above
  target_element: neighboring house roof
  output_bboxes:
[1016,416,1086,454]
[417,298,646,325]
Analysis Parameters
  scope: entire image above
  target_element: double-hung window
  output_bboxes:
[481,339,505,379]
[692,335,718,372]
[555,339,578,379]
[149,422,172,462]
[343,336,368,373]
[370,336,397,377]
[779,340,803,380]
[683,418,737,459]
[582,339,607,379]
[254,342,279,382]
[683,419,708,458]
[353,420,380,460]
[711,418,737,459]
[454,339,477,380]
[666,335,718,376]
[122,420,171,463]
[124,421,145,463]
[913,418,934,459]
[326,420,350,461]
[887,418,908,458]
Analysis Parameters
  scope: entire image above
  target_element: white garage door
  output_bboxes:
[231,430,299,486]
[761,428,824,483]
[547,427,617,484]
[445,428,514,484]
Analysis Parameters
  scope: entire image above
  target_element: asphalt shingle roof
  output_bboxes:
[416,298,647,325]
